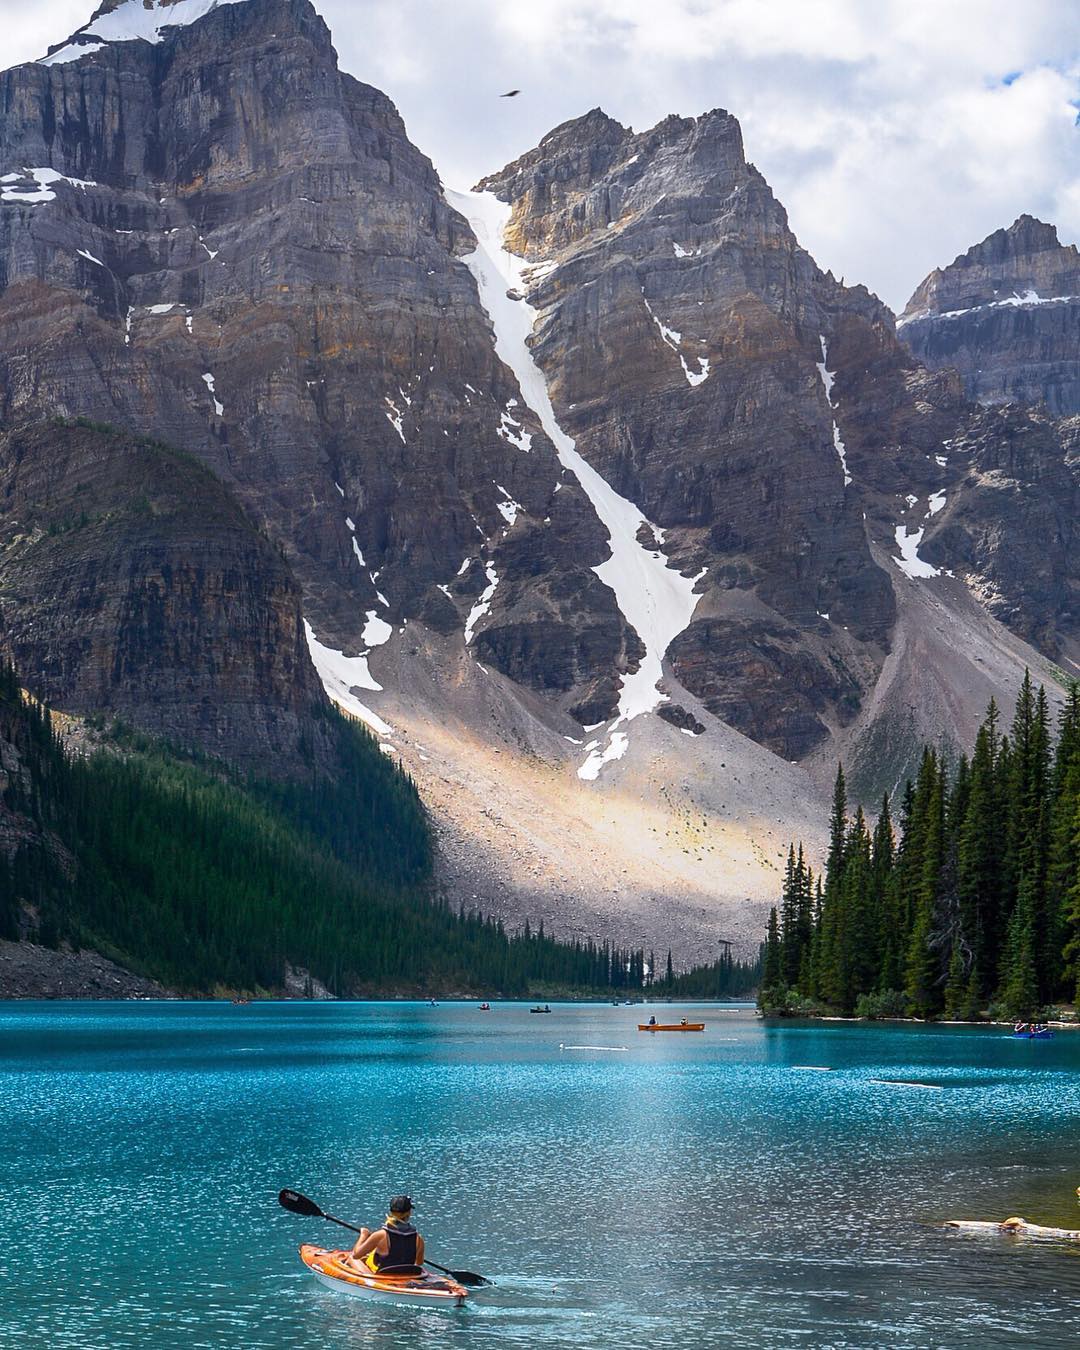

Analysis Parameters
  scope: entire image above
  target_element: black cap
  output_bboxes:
[389,1194,413,1214]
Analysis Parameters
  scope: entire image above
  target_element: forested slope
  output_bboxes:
[1,665,753,996]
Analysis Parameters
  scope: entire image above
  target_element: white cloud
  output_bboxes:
[1,0,1078,309]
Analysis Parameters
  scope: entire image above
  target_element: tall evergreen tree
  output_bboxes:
[905,750,946,1017]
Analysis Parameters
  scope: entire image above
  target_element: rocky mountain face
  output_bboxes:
[0,0,632,736]
[899,216,1080,415]
[0,419,332,773]
[476,113,1080,757]
[478,109,903,758]
[1,0,1078,953]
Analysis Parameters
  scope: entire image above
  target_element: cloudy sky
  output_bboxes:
[4,0,1079,310]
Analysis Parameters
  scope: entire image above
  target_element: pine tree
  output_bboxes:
[905,750,945,1017]
[780,845,801,985]
[957,704,1005,1004]
[814,765,849,1002]
[943,938,971,1021]
[762,907,783,1002]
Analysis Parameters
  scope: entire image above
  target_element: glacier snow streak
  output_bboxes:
[449,189,703,781]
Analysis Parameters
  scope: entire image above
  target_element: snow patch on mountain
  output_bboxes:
[448,188,703,780]
[899,288,1080,328]
[893,525,940,579]
[201,372,223,417]
[304,621,392,736]
[0,168,97,205]
[464,562,499,644]
[384,396,405,443]
[816,337,852,487]
[363,611,393,648]
[498,408,533,453]
[41,0,253,64]
[642,292,710,387]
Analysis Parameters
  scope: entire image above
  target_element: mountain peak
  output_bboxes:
[901,214,1080,323]
[970,214,1062,263]
[40,0,260,64]
[89,0,186,17]
[899,213,1080,413]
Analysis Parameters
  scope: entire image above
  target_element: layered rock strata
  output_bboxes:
[0,0,631,736]
[899,216,1080,415]
[0,419,333,773]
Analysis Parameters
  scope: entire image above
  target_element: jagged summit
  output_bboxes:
[899,215,1080,414]
[2,0,1077,954]
[477,103,754,262]
[902,214,1080,321]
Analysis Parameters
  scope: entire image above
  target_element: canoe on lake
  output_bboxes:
[638,1022,705,1032]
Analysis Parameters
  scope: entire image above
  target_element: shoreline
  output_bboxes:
[0,945,760,1003]
[759,1010,1079,1029]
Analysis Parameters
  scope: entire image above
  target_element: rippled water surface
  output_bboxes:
[2,1002,1080,1348]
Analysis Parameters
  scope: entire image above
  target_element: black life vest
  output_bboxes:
[373,1221,420,1273]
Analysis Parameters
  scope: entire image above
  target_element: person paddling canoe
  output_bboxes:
[344,1195,425,1274]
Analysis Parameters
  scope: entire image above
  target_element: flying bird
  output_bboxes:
[500,90,521,98]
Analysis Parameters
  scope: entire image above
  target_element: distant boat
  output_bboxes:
[639,1022,705,1032]
[478,1002,491,1011]
[530,1005,552,1014]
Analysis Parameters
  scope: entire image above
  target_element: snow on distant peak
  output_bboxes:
[40,42,107,66]
[898,288,1080,329]
[40,0,253,64]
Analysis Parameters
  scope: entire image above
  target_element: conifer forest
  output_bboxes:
[761,675,1080,1020]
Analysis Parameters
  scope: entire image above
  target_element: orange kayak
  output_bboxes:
[638,1023,705,1032]
[299,1245,468,1306]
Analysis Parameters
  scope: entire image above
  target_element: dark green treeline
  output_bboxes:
[761,674,1080,1019]
[0,663,757,998]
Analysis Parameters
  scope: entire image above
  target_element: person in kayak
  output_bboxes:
[345,1195,425,1274]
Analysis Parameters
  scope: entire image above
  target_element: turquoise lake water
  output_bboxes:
[2,1002,1079,1348]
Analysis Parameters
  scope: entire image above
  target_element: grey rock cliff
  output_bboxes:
[899,216,1080,415]
[0,419,333,773]
[3,0,1079,829]
[0,0,632,736]
[481,108,899,756]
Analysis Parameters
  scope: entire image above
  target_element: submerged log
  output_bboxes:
[946,1218,1080,1240]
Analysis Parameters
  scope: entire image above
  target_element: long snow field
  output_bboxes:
[447,188,703,781]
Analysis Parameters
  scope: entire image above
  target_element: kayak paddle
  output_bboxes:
[277,1188,492,1287]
